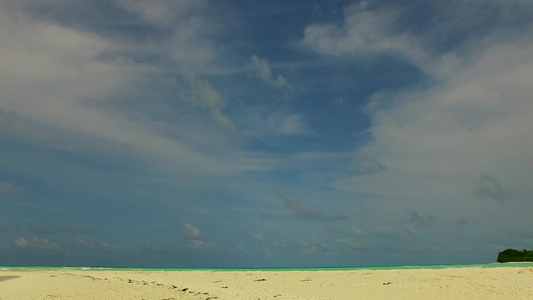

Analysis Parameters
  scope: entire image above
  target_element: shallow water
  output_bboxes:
[2,262,533,272]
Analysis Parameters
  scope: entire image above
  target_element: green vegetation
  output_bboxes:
[497,249,533,263]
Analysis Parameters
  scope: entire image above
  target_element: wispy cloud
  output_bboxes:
[183,223,201,239]
[404,224,421,238]
[474,173,507,203]
[283,195,320,220]
[26,221,95,235]
[0,1,246,183]
[13,236,61,252]
[351,227,367,236]
[118,0,208,29]
[403,210,435,228]
[249,233,266,243]
[0,182,24,195]
[181,73,234,129]
[282,195,349,222]
[182,223,214,252]
[248,55,290,89]
[243,109,314,140]
[187,239,214,252]
[119,0,216,67]
[301,1,457,77]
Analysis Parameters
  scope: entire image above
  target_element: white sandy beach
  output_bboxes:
[1,266,532,299]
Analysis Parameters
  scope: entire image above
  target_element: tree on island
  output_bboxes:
[497,248,533,262]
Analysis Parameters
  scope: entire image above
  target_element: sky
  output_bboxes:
[1,0,533,268]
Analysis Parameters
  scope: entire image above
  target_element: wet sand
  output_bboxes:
[1,267,532,299]
[0,276,19,282]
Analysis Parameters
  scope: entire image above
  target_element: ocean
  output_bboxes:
[2,262,533,272]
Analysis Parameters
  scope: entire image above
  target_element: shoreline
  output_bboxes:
[2,261,533,271]
[1,265,532,299]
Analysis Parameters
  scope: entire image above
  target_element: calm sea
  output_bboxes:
[2,263,533,272]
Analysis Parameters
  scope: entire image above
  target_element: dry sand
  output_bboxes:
[1,266,532,299]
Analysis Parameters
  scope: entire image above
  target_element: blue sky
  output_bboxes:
[1,0,533,268]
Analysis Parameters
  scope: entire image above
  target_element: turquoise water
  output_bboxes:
[2,263,533,272]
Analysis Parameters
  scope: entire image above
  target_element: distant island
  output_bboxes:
[497,249,533,263]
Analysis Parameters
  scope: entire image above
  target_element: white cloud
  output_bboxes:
[301,1,460,77]
[274,114,308,135]
[332,30,533,239]
[165,17,217,66]
[118,0,233,128]
[303,2,404,55]
[0,2,244,182]
[248,55,290,88]
[119,0,218,67]
[183,223,201,239]
[14,237,28,247]
[181,73,234,129]
[249,233,265,243]
[182,223,214,252]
